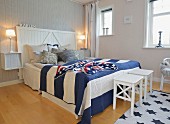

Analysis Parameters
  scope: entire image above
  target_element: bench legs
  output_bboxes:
[150,73,153,94]
[123,85,126,101]
[131,85,135,116]
[144,73,153,101]
[139,80,143,106]
[144,76,147,101]
[131,80,143,116]
[113,81,117,110]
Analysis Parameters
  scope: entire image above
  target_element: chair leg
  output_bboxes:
[160,75,164,91]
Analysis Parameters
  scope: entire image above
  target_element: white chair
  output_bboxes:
[160,58,170,90]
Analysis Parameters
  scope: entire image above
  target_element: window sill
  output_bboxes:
[99,34,114,37]
[143,46,170,49]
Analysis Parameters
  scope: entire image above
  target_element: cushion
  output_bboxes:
[40,51,58,64]
[51,48,64,61]
[31,52,42,63]
[51,48,85,62]
[57,50,78,62]
[75,50,85,60]
[27,44,48,63]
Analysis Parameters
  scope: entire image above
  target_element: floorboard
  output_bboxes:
[0,82,169,124]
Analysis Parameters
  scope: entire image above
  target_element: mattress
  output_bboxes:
[23,62,65,90]
[25,63,41,71]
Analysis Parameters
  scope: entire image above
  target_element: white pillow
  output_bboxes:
[47,44,58,52]
[27,44,48,63]
[58,44,71,51]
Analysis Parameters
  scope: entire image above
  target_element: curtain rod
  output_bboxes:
[83,0,101,6]
[150,0,158,2]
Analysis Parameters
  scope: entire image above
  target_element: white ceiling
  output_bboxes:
[71,0,94,4]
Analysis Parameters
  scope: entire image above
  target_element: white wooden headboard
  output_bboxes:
[16,26,77,66]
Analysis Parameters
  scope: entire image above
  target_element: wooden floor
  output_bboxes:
[0,82,169,124]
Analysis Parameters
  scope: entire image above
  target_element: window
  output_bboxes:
[100,8,113,36]
[146,0,170,47]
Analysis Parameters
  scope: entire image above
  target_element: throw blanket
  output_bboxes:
[40,58,141,124]
[56,60,118,77]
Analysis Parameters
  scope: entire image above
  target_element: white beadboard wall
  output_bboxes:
[0,0,85,83]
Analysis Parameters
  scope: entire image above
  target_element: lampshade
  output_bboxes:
[79,35,86,40]
[6,29,16,38]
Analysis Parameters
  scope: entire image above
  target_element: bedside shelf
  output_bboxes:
[1,52,22,70]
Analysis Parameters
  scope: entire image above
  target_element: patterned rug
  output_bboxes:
[115,90,170,124]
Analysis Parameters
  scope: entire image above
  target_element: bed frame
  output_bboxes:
[16,26,78,119]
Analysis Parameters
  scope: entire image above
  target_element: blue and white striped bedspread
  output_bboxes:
[40,58,141,124]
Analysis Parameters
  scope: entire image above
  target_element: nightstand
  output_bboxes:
[1,52,22,70]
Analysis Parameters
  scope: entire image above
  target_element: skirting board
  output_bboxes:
[0,79,24,87]
[153,77,170,84]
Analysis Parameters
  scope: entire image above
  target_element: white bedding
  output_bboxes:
[24,63,53,90]
[45,63,139,115]
[33,61,66,69]
[24,61,66,90]
[24,63,41,90]
[33,63,52,69]
[23,60,139,119]
[25,63,41,71]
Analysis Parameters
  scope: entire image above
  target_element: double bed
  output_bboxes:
[16,26,141,124]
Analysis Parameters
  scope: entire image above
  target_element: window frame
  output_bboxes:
[99,5,114,36]
[145,0,170,48]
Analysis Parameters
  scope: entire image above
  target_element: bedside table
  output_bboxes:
[1,52,22,70]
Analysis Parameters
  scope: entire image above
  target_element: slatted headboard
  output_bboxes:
[16,26,77,66]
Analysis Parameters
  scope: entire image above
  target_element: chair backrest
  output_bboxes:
[162,58,170,67]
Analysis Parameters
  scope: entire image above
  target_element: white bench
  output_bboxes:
[113,73,143,116]
[128,69,153,101]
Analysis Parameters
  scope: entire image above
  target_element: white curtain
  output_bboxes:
[85,1,99,57]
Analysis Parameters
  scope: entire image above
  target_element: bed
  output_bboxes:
[16,26,141,124]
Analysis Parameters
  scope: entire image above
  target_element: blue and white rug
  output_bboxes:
[115,90,170,124]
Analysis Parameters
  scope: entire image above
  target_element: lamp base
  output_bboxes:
[9,50,14,53]
[155,45,163,48]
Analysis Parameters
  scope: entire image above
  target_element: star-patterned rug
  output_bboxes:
[115,90,170,124]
